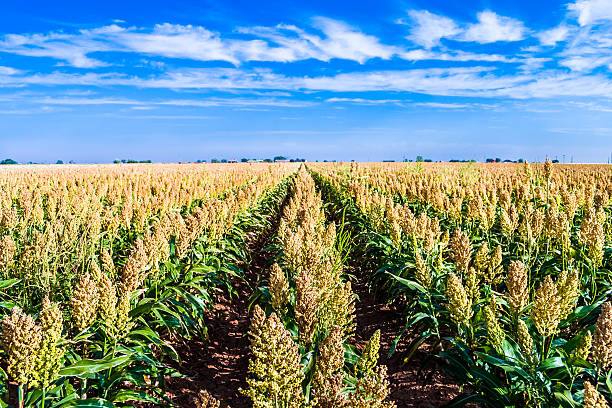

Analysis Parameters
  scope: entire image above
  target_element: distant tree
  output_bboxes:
[416,155,424,162]
[0,158,17,165]
[518,158,524,163]
[241,158,248,162]
[274,156,287,161]
[127,159,138,163]
[424,159,433,162]
[495,158,501,163]
[264,158,272,163]
[552,159,559,163]
[211,158,220,163]
[56,160,64,164]
[68,160,75,164]
[121,159,127,163]
[221,159,228,163]
[486,158,494,163]
[139,160,152,163]
[113,159,120,164]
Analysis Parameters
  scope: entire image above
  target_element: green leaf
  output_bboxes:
[58,355,133,377]
[538,356,565,371]
[111,389,162,404]
[58,398,114,408]
[0,278,20,291]
[554,390,579,407]
[385,272,428,294]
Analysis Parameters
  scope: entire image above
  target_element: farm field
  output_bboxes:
[0,161,610,408]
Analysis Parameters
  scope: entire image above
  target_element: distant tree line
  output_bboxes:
[113,159,152,164]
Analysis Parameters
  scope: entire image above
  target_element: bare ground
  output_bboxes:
[158,187,463,407]
[350,274,462,408]
[163,228,276,408]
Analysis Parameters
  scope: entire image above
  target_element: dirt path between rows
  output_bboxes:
[163,200,286,407]
[160,176,463,408]
[350,274,462,408]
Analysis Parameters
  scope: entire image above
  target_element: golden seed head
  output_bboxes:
[516,319,534,363]
[313,327,346,408]
[357,329,381,376]
[487,245,503,284]
[574,330,592,361]
[531,275,562,338]
[484,303,504,353]
[1,307,42,385]
[243,306,309,407]
[472,242,489,274]
[556,270,579,320]
[465,267,479,302]
[70,272,100,332]
[593,302,612,371]
[0,235,17,272]
[506,261,528,315]
[450,229,472,273]
[347,365,396,408]
[414,251,432,289]
[195,390,221,408]
[294,269,319,345]
[583,381,610,408]
[445,273,473,327]
[544,158,553,180]
[35,297,64,389]
[269,263,290,312]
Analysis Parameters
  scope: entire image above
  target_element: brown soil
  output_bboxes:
[158,186,463,408]
[351,274,462,408]
[163,228,275,408]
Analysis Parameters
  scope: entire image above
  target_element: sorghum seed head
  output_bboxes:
[593,302,612,370]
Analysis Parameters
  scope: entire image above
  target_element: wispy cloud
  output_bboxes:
[0,19,400,67]
[459,11,528,43]
[404,9,528,47]
[535,25,571,46]
[405,10,461,48]
[568,0,612,26]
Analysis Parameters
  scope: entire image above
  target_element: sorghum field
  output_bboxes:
[0,161,611,408]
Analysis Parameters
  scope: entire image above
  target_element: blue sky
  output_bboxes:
[1,0,612,163]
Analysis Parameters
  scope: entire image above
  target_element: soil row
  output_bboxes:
[162,174,462,408]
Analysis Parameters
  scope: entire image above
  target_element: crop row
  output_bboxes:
[311,161,612,407]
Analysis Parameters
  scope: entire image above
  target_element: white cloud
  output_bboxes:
[28,95,313,108]
[326,97,402,104]
[559,55,612,71]
[0,66,22,75]
[237,18,398,63]
[403,9,528,46]
[401,49,519,63]
[406,10,461,48]
[460,11,528,43]
[310,17,398,62]
[414,102,471,108]
[0,32,110,68]
[536,25,570,46]
[568,0,612,26]
[0,19,399,67]
[113,24,240,63]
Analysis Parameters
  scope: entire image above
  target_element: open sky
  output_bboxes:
[1,0,612,163]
